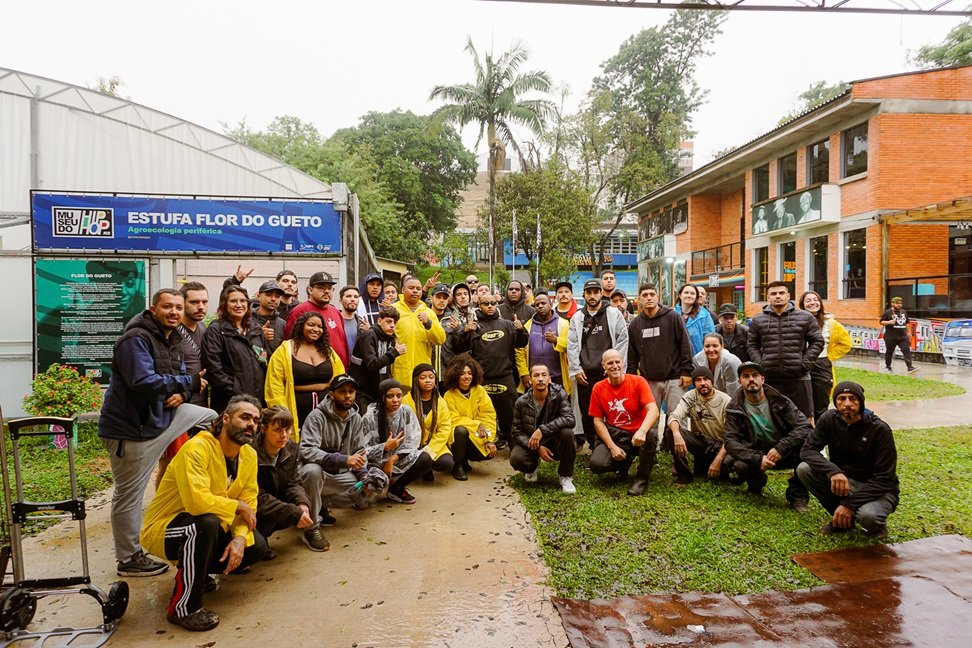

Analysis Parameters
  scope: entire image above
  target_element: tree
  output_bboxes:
[913,12,972,68]
[429,37,556,284]
[91,75,126,98]
[778,80,850,125]
[330,111,476,242]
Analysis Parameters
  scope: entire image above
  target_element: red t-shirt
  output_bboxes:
[284,301,349,367]
[589,374,655,433]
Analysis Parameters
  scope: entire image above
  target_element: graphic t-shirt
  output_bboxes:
[744,397,776,447]
[880,308,910,338]
[668,389,730,441]
[588,374,654,433]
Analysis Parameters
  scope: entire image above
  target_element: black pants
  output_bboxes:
[575,369,605,447]
[809,357,833,422]
[255,506,300,546]
[589,425,657,479]
[730,447,808,504]
[884,335,914,370]
[509,428,576,477]
[164,513,267,618]
[764,376,814,421]
[484,376,517,443]
[431,454,455,472]
[391,452,434,494]
[450,426,492,470]
[663,428,726,481]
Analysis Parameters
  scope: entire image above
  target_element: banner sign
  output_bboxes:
[31,193,341,254]
[35,258,147,384]
[638,199,687,242]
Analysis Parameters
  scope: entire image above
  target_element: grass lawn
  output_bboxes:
[834,366,965,401]
[513,425,972,599]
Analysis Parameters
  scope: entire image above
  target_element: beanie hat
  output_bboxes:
[412,363,436,380]
[832,381,865,410]
[691,366,714,382]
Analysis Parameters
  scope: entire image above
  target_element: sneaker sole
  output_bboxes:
[302,536,330,552]
[117,565,169,577]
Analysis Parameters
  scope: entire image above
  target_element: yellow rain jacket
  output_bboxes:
[444,385,497,458]
[265,339,345,442]
[392,300,446,389]
[403,393,453,460]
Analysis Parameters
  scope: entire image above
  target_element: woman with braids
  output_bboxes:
[674,284,715,355]
[202,285,268,414]
[442,354,497,481]
[265,311,345,440]
[362,378,433,504]
[798,290,853,420]
[402,363,455,481]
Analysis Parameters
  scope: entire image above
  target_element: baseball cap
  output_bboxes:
[308,271,336,286]
[328,374,359,392]
[555,281,573,292]
[737,361,763,377]
[718,303,737,317]
[431,282,451,296]
[258,280,285,295]
[583,279,601,292]
[611,289,627,299]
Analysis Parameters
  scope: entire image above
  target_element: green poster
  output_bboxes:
[35,259,146,384]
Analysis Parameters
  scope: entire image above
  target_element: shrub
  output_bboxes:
[23,364,103,418]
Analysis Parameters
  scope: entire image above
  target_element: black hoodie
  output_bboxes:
[626,305,693,381]
[357,272,385,327]
[454,308,528,380]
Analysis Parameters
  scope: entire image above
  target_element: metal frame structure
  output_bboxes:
[478,0,972,16]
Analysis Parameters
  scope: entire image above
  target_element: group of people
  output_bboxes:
[96,266,904,632]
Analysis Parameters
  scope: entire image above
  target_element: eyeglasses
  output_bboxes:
[480,300,496,306]
[467,280,479,285]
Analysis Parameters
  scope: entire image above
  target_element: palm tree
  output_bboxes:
[429,37,554,288]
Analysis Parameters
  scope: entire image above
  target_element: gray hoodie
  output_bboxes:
[299,395,367,478]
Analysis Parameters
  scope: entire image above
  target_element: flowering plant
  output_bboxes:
[23,364,103,418]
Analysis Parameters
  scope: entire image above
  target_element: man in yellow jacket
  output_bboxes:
[515,292,570,395]
[140,394,267,632]
[392,276,446,389]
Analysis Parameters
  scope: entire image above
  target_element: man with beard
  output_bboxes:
[349,308,406,410]
[600,269,617,304]
[724,362,812,511]
[178,282,210,407]
[442,282,475,370]
[284,271,350,366]
[356,272,385,327]
[880,296,919,374]
[798,382,899,538]
[427,282,453,377]
[516,292,569,392]
[554,281,577,320]
[716,303,749,363]
[100,289,215,578]
[139,395,267,632]
[275,270,299,321]
[665,366,732,484]
[498,280,536,322]
[453,291,529,447]
[338,285,368,355]
[567,280,629,450]
[252,281,286,356]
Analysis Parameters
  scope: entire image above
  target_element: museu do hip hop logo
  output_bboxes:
[52,207,114,238]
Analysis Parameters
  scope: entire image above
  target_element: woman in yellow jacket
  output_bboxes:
[442,354,497,481]
[799,291,853,421]
[515,293,571,395]
[403,363,458,480]
[265,312,345,442]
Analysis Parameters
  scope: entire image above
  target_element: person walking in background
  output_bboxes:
[799,290,853,420]
[880,296,919,374]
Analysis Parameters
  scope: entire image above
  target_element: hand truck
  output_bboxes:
[0,412,128,647]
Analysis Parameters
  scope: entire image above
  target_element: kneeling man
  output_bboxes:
[510,363,577,494]
[798,381,899,537]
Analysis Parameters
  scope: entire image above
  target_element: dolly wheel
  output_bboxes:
[104,581,129,623]
[0,588,36,632]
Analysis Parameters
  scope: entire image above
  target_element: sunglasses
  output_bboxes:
[467,280,479,285]
[480,300,497,306]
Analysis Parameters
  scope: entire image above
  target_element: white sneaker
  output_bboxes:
[560,476,577,495]
[524,470,538,483]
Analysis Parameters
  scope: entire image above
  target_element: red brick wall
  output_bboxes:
[852,67,972,101]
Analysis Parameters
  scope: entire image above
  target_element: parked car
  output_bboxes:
[942,319,972,367]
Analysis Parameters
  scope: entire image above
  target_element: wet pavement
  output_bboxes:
[12,457,569,648]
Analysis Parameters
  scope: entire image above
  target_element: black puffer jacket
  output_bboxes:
[511,383,575,449]
[746,302,823,379]
[724,383,812,467]
[202,319,268,413]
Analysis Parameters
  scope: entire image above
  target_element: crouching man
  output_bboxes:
[140,395,268,632]
[798,381,899,538]
[665,366,732,484]
[510,363,577,494]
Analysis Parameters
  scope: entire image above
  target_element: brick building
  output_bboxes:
[627,65,972,358]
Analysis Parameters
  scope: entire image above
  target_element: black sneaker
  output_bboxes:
[387,487,417,504]
[117,551,169,577]
[302,528,330,552]
[319,509,337,527]
[167,607,219,632]
[788,499,810,513]
[203,575,220,593]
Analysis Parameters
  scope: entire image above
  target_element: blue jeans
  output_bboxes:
[796,461,897,532]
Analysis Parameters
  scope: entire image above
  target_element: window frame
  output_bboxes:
[752,164,770,203]
[807,234,829,300]
[842,228,868,299]
[777,152,797,195]
[841,122,868,178]
[806,138,830,185]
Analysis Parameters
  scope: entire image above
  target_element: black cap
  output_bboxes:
[737,361,763,377]
[308,271,336,286]
[691,366,714,382]
[611,289,627,299]
[832,381,865,409]
[328,374,358,392]
[555,281,573,292]
[258,280,285,295]
[718,303,737,316]
[583,279,601,292]
[431,282,451,296]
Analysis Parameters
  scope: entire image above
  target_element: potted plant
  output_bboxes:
[22,364,103,448]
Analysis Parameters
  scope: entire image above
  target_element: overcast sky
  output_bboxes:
[1,1,963,167]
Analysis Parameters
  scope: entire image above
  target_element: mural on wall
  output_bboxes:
[752,186,823,234]
[638,199,688,241]
[638,237,666,262]
[844,319,947,356]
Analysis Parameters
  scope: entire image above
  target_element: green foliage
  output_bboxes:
[514,425,972,598]
[438,231,476,281]
[331,110,476,241]
[778,80,850,125]
[914,12,972,68]
[834,366,965,401]
[23,364,102,418]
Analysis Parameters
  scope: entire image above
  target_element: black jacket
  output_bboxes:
[498,299,535,323]
[202,319,268,413]
[349,326,401,401]
[251,311,286,356]
[800,408,900,510]
[626,306,693,381]
[724,384,812,467]
[746,302,824,379]
[454,310,528,380]
[511,383,575,449]
[251,432,311,527]
[716,322,750,363]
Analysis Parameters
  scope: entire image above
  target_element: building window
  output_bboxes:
[808,235,828,299]
[842,122,868,178]
[778,152,797,194]
[753,164,769,203]
[755,246,769,301]
[807,139,830,184]
[780,241,796,296]
[843,228,867,298]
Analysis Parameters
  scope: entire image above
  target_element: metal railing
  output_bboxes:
[886,272,972,319]
[690,242,743,276]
